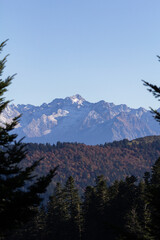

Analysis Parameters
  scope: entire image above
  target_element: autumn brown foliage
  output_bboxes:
[22,136,160,193]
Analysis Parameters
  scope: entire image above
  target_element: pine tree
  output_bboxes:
[148,158,160,239]
[94,175,108,214]
[143,59,160,239]
[82,176,109,240]
[64,176,82,240]
[94,175,108,239]
[82,186,96,240]
[46,182,69,240]
[142,76,160,123]
[0,40,57,238]
[124,181,153,240]
[7,206,47,240]
[46,178,82,240]
[106,176,138,239]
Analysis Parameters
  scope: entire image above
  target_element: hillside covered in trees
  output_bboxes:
[7,158,160,240]
[23,135,160,192]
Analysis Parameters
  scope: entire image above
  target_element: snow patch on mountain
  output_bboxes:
[67,94,85,105]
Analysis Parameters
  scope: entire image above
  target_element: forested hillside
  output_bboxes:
[23,135,160,192]
[8,159,160,240]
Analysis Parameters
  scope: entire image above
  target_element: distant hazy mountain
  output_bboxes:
[1,94,160,144]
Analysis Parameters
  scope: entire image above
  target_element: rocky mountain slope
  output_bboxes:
[1,94,160,144]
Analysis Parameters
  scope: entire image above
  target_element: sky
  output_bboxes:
[1,0,160,109]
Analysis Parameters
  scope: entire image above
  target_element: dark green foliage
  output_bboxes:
[46,182,69,239]
[121,180,152,240]
[142,61,160,239]
[64,176,82,240]
[105,176,138,239]
[6,206,47,240]
[46,177,82,240]
[82,175,109,240]
[0,41,57,238]
[142,80,160,123]
[5,163,160,240]
[82,186,98,240]
[145,158,160,239]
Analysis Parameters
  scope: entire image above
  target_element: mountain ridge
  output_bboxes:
[1,94,160,144]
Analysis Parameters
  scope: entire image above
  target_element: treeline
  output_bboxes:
[23,136,160,192]
[6,157,160,240]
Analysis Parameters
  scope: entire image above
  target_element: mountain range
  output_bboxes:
[1,94,160,144]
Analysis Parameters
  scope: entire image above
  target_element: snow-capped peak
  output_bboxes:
[68,94,86,105]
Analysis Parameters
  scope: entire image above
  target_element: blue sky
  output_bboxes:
[1,0,160,109]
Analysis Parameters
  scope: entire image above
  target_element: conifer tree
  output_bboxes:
[124,180,152,240]
[82,186,96,240]
[7,206,47,240]
[46,178,82,240]
[83,176,108,240]
[94,175,108,239]
[46,182,69,240]
[143,58,160,239]
[94,175,108,213]
[147,158,160,239]
[64,176,82,240]
[142,70,160,123]
[0,40,57,238]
